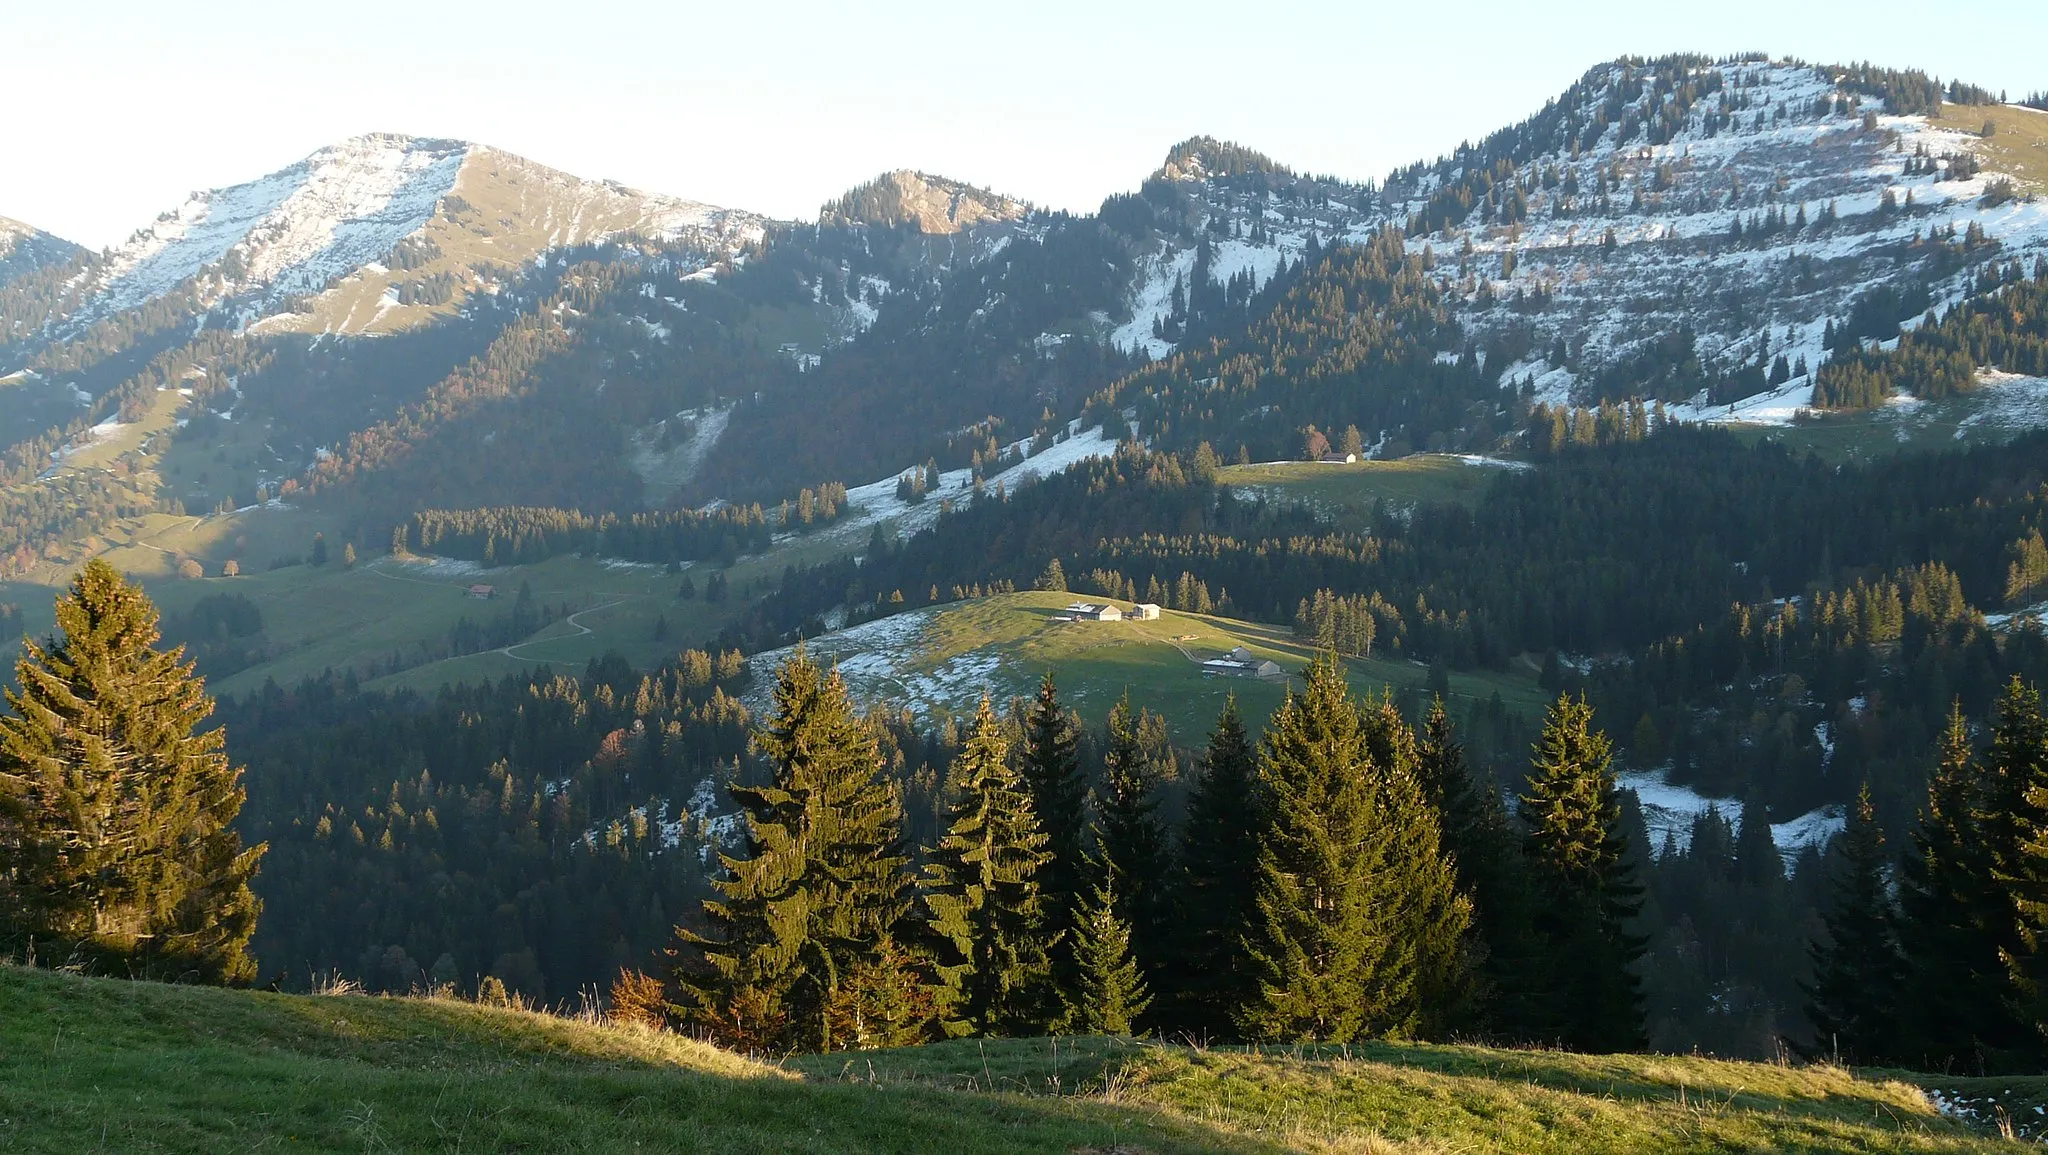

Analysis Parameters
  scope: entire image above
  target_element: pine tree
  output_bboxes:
[1019,672,1088,990]
[1092,694,1170,990]
[1518,693,1644,1051]
[671,647,915,1053]
[1167,695,1261,1035]
[922,696,1056,1037]
[0,559,264,983]
[1238,655,1468,1042]
[1070,872,1150,1035]
[1803,782,1905,1063]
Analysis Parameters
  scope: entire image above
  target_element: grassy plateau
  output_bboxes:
[765,590,1552,736]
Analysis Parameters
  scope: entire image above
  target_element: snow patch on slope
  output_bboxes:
[83,135,469,324]
[1622,766,1845,866]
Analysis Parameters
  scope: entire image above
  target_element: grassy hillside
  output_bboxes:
[1739,376,2048,463]
[1219,455,1516,529]
[0,502,838,701]
[755,591,1548,735]
[1935,101,2048,195]
[0,965,2026,1153]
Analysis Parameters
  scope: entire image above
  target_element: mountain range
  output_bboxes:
[4,53,2046,592]
[9,51,2048,1065]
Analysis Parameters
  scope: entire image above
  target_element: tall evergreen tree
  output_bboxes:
[1069,871,1149,1035]
[671,647,915,1053]
[1019,672,1088,984]
[1418,698,1540,1039]
[1898,702,2034,1069]
[922,696,1056,1037]
[1518,693,1645,1052]
[1803,782,1906,1062]
[1167,695,1261,1035]
[1238,655,1468,1042]
[1989,681,2048,1044]
[1092,694,1170,990]
[1358,693,1471,1036]
[0,559,263,984]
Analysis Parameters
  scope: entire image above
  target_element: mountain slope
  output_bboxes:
[1,965,2019,1152]
[26,134,765,343]
[822,169,1031,233]
[8,54,2048,605]
[1090,57,2048,463]
[0,215,82,286]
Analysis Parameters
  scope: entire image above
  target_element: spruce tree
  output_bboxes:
[1238,655,1468,1042]
[1020,672,1088,980]
[672,647,915,1053]
[0,559,264,984]
[922,696,1056,1037]
[1359,694,1472,1037]
[1092,694,1170,992]
[1803,781,1905,1063]
[1990,681,2048,1045]
[1070,871,1150,1035]
[1166,696,1261,1035]
[1418,698,1540,1039]
[1518,693,1645,1051]
[1898,702,2034,1069]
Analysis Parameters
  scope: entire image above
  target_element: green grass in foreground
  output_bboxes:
[0,965,2019,1153]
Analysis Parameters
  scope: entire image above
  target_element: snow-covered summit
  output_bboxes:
[0,215,82,285]
[48,133,767,339]
[1111,57,2048,427]
[76,133,471,325]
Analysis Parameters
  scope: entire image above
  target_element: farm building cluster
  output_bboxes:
[1054,602,1285,681]
[1058,601,1160,622]
[1201,646,1283,680]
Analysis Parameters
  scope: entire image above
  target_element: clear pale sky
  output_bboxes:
[7,0,2044,249]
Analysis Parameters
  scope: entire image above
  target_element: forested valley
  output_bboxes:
[6,51,2048,1105]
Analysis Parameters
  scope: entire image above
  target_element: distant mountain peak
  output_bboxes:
[19,135,765,341]
[821,170,1029,234]
[1154,136,1292,183]
[0,215,84,288]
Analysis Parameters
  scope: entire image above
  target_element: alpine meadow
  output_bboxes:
[13,19,2048,1150]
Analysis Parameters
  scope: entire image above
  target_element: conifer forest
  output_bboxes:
[7,30,2048,1151]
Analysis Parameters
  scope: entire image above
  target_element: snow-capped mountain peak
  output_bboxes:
[38,133,768,341]
[0,215,84,287]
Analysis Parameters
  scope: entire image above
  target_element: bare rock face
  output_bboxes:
[822,170,1029,234]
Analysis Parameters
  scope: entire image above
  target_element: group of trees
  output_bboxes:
[1813,259,2048,409]
[668,650,1645,1053]
[752,429,2048,706]
[11,556,2048,1076]
[406,503,780,567]
[1806,682,2048,1072]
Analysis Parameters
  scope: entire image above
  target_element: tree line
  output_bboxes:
[662,649,1645,1052]
[1813,258,2048,409]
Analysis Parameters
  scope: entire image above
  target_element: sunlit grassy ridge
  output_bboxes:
[1219,455,1512,530]
[1,965,2023,1153]
[765,590,1548,736]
